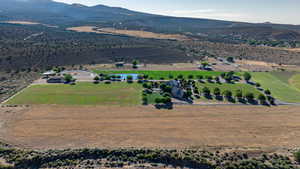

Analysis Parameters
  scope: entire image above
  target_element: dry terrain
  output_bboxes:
[67,26,189,41]
[1,105,300,150]
[2,21,40,25]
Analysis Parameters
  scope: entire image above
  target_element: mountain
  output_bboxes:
[0,0,300,41]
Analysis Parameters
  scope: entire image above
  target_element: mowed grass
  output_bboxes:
[93,70,223,80]
[252,72,300,103]
[7,82,143,106]
[197,82,262,97]
[290,74,300,91]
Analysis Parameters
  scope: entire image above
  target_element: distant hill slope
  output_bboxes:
[0,0,300,41]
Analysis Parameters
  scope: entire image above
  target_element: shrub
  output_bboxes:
[188,75,194,79]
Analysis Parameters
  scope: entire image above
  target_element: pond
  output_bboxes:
[110,74,139,80]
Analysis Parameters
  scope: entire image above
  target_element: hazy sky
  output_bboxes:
[54,0,300,25]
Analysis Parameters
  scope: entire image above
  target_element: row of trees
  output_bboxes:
[199,86,274,105]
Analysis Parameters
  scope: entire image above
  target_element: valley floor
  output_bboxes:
[1,105,300,150]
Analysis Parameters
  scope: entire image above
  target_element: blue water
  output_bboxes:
[110,74,139,80]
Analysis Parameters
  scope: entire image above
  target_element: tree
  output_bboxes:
[256,83,261,88]
[226,56,234,63]
[265,89,271,95]
[245,92,254,101]
[220,73,226,78]
[93,76,100,83]
[64,74,73,83]
[258,94,266,104]
[223,90,232,98]
[132,60,139,69]
[206,76,213,83]
[197,75,203,81]
[235,90,243,99]
[213,88,221,96]
[177,74,184,79]
[243,72,252,82]
[202,87,211,96]
[127,75,133,83]
[214,76,220,83]
[294,150,300,163]
[201,61,209,69]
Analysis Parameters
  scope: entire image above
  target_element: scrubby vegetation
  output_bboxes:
[0,146,298,169]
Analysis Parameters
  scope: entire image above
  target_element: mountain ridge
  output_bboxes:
[1,0,300,41]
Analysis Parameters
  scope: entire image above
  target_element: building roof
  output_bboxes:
[43,70,56,75]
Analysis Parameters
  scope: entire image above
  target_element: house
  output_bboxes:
[42,70,56,78]
[47,77,65,83]
[166,80,185,99]
[115,62,125,68]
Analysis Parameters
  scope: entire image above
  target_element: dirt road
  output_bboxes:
[1,105,300,150]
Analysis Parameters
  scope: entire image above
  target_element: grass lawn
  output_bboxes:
[93,70,223,80]
[146,92,163,104]
[290,74,300,91]
[7,82,143,106]
[197,82,262,97]
[252,72,300,103]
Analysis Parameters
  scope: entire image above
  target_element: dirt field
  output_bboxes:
[67,26,189,41]
[1,105,300,150]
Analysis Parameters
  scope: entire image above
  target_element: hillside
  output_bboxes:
[1,0,300,42]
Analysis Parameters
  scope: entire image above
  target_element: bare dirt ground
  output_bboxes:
[1,105,300,150]
[67,26,189,41]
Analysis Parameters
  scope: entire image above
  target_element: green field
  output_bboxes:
[93,70,223,80]
[290,74,300,91]
[197,82,262,97]
[252,72,300,103]
[7,82,143,106]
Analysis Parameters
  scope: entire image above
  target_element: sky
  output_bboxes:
[54,0,300,25]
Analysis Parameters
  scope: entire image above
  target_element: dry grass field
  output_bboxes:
[2,21,40,25]
[67,26,189,40]
[1,105,300,150]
